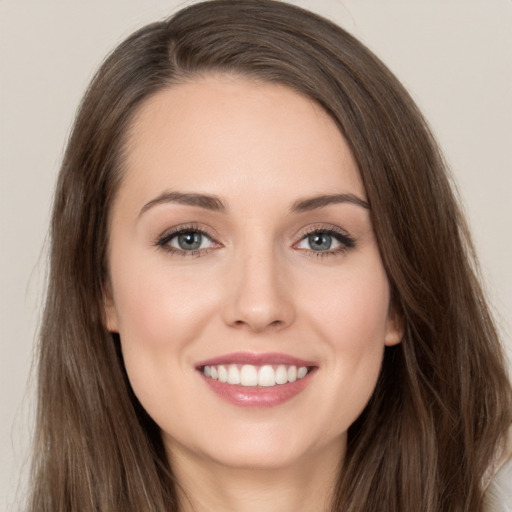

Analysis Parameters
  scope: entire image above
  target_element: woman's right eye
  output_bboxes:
[157,228,216,254]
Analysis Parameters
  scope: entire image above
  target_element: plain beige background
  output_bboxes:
[1,0,511,509]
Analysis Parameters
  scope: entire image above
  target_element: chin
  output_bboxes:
[178,422,345,472]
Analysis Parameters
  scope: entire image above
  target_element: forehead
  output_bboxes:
[119,75,364,209]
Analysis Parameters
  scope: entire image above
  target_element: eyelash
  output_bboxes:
[155,224,218,257]
[296,226,357,258]
[154,225,357,258]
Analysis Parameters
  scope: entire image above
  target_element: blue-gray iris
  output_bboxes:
[309,233,332,251]
[179,232,203,250]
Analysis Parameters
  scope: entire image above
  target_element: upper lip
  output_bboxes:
[195,351,317,368]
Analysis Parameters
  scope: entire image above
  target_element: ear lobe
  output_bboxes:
[385,305,404,347]
[103,284,119,333]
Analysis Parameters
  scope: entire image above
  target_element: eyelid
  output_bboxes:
[292,224,357,255]
[154,222,356,257]
[155,223,222,255]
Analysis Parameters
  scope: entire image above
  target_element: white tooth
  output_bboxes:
[203,365,211,377]
[218,365,228,383]
[275,365,288,385]
[227,364,241,384]
[297,366,308,379]
[287,365,297,382]
[210,366,218,379]
[258,365,276,387]
[240,364,258,386]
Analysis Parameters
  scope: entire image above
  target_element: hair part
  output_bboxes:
[29,1,511,511]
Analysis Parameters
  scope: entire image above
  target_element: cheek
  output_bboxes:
[111,256,217,348]
[298,257,391,429]
[107,252,219,393]
[305,254,391,348]
[109,257,220,424]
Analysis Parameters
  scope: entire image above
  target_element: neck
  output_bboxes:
[168,440,344,512]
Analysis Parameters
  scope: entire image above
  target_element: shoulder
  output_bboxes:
[482,428,512,512]
[482,456,512,511]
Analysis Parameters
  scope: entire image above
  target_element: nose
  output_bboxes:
[221,248,295,333]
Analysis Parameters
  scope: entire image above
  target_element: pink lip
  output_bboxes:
[195,351,317,368]
[196,352,317,408]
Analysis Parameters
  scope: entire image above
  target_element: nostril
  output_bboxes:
[230,318,285,332]
[221,279,296,332]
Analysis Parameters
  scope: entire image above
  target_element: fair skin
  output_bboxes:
[105,75,402,512]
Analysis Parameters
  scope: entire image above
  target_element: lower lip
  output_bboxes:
[199,370,315,408]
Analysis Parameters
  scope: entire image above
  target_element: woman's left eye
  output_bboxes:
[157,229,215,253]
[295,229,355,254]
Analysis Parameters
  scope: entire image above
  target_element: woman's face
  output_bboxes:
[105,76,402,471]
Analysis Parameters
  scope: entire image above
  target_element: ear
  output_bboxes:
[103,282,119,333]
[384,303,404,346]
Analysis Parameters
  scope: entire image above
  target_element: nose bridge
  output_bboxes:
[222,234,294,332]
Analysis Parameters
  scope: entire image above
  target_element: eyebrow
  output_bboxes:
[290,193,369,212]
[139,191,369,217]
[139,191,227,217]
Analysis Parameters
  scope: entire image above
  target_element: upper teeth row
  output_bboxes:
[203,364,309,387]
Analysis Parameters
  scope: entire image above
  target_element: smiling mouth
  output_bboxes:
[200,364,313,387]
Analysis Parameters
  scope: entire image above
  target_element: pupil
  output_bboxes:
[309,233,331,251]
[178,232,201,250]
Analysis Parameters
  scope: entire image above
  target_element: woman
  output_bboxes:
[28,1,511,511]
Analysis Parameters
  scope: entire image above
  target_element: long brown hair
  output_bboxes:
[28,1,511,510]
